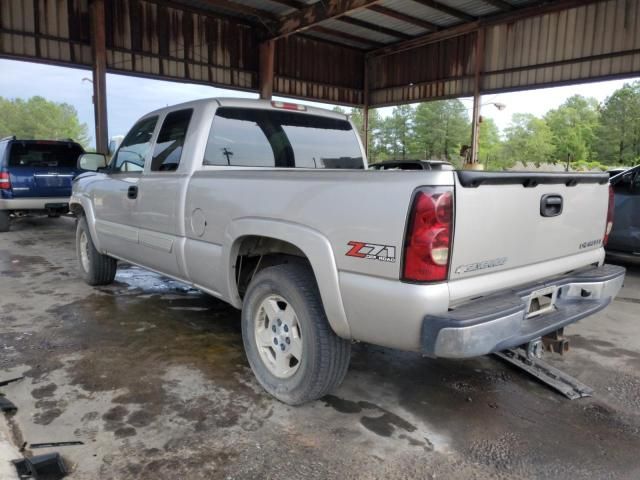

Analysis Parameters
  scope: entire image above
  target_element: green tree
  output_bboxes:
[477,117,501,168]
[349,107,384,163]
[545,95,599,165]
[595,81,640,165]
[503,113,555,167]
[378,104,417,160]
[0,96,90,147]
[413,99,469,161]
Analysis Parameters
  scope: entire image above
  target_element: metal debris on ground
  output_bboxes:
[494,347,594,400]
[0,376,24,387]
[12,452,68,480]
[30,442,84,449]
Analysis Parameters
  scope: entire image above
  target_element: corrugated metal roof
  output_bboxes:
[322,18,400,44]
[380,0,463,28]
[435,0,500,17]
[348,9,430,37]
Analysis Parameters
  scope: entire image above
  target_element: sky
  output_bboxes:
[1,58,639,147]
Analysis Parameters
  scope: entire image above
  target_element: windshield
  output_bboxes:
[8,142,84,168]
[203,107,364,169]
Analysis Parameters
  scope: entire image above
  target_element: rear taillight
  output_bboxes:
[603,184,615,246]
[0,172,10,190]
[402,187,453,282]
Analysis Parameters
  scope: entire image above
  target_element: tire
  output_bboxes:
[76,216,117,286]
[241,263,351,405]
[0,211,9,232]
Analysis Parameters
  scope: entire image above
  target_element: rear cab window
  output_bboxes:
[203,107,364,169]
[7,142,84,169]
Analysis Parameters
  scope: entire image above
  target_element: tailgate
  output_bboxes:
[450,171,610,281]
[10,166,76,197]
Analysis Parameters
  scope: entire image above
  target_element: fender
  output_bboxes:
[69,192,102,252]
[224,217,351,339]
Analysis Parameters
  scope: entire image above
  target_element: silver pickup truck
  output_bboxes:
[70,98,625,405]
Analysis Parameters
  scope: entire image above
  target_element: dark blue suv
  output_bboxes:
[0,137,85,231]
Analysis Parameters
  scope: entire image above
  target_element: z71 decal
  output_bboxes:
[346,241,396,263]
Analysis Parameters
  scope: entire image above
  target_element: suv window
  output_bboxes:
[203,107,363,169]
[0,141,8,166]
[112,116,158,172]
[151,109,193,172]
[8,142,84,168]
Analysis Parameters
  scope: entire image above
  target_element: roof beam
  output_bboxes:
[410,0,476,22]
[367,5,439,31]
[310,25,384,48]
[337,16,413,40]
[268,0,308,10]
[480,0,514,11]
[272,0,382,39]
[159,0,277,21]
[369,0,609,57]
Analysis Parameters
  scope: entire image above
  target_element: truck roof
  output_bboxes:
[142,98,349,121]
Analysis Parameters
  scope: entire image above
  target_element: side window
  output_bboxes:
[203,113,275,167]
[112,116,158,173]
[0,141,7,167]
[151,109,193,172]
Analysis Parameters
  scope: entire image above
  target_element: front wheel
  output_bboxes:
[76,216,117,286]
[241,263,351,405]
[0,211,9,232]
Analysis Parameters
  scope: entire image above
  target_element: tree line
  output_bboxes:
[339,80,640,170]
[0,96,90,147]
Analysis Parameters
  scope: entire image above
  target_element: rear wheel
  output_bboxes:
[241,263,351,405]
[76,216,117,285]
[0,211,9,232]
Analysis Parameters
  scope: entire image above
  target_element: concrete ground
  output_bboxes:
[1,216,639,480]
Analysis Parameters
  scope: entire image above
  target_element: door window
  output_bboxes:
[151,109,193,172]
[112,116,158,172]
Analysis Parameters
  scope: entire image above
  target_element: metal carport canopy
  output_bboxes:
[2,0,640,152]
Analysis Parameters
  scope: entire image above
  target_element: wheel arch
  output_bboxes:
[69,195,102,252]
[224,218,351,339]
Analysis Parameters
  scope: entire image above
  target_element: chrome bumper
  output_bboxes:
[0,197,70,211]
[422,264,625,358]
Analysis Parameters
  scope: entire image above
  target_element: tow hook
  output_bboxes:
[526,338,544,360]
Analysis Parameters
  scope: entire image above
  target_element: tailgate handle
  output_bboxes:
[127,185,138,199]
[540,194,563,217]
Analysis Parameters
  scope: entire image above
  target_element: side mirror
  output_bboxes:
[78,153,108,172]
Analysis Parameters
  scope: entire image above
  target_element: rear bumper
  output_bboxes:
[0,197,70,211]
[422,264,625,358]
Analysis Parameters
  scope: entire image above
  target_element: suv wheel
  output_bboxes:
[0,211,9,232]
[241,263,351,405]
[76,216,117,285]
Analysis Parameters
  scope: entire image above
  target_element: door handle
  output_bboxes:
[127,185,138,199]
[540,194,563,217]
